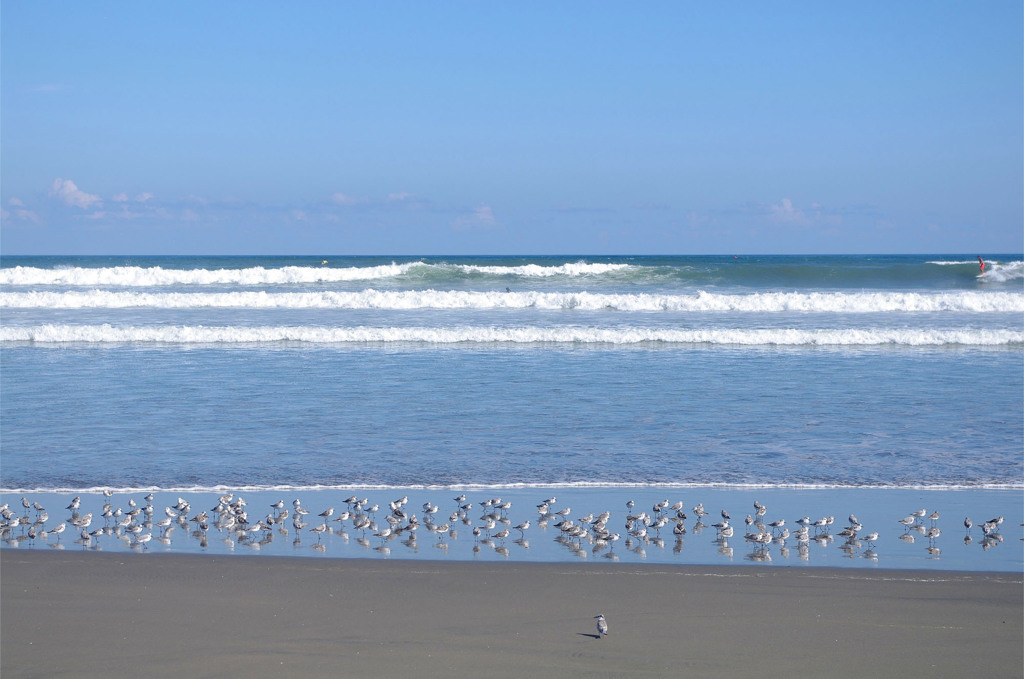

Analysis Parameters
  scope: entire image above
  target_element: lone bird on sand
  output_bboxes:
[594,614,608,637]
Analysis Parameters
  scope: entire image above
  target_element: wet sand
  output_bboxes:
[2,550,1021,678]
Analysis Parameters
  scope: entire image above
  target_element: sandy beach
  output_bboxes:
[2,550,1020,679]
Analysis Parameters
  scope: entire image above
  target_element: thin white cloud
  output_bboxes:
[114,191,153,204]
[770,198,807,224]
[16,208,42,224]
[452,204,499,232]
[4,197,41,223]
[762,198,844,231]
[50,178,102,210]
[331,192,361,206]
[2,198,42,224]
[473,205,497,225]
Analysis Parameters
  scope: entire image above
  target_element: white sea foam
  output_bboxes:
[3,324,1020,346]
[979,260,1024,283]
[3,481,1021,494]
[928,259,1024,282]
[0,263,419,286]
[3,289,1022,313]
[0,261,631,287]
[447,261,631,277]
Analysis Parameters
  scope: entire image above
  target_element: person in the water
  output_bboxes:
[977,256,986,273]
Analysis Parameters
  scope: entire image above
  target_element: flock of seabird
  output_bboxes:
[0,492,1011,563]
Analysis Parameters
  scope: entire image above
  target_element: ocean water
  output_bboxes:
[1,255,1022,569]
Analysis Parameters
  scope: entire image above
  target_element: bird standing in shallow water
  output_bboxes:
[594,614,608,637]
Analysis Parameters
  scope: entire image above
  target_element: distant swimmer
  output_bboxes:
[506,287,511,293]
[977,256,985,273]
[322,259,328,265]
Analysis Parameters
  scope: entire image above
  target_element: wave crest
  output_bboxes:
[3,324,1021,346]
[3,289,1021,313]
[0,261,632,287]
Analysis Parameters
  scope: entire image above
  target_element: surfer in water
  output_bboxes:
[977,256,986,273]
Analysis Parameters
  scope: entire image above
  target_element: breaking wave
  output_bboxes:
[3,289,1021,313]
[3,324,1020,346]
[0,261,632,287]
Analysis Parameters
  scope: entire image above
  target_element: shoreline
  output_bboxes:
[3,549,1021,678]
[4,487,1020,572]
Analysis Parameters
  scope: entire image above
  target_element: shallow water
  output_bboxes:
[3,487,1020,572]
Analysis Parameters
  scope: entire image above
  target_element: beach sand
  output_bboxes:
[2,550,1021,679]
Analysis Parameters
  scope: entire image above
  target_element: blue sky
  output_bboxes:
[2,2,1021,255]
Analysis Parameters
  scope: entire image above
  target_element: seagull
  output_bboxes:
[594,614,608,637]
